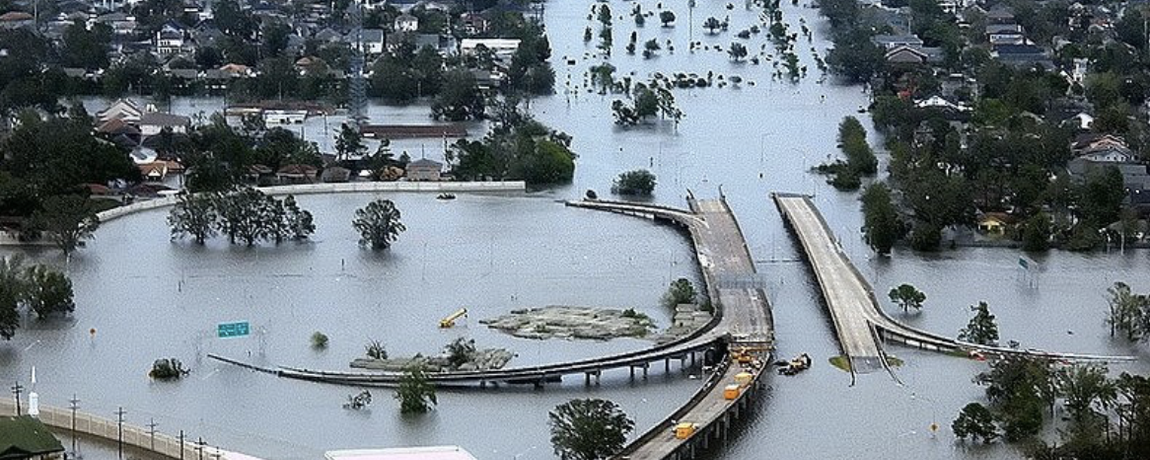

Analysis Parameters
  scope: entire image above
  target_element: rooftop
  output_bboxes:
[324,447,478,460]
[0,415,65,459]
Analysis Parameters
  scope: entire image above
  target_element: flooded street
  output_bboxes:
[7,0,1150,459]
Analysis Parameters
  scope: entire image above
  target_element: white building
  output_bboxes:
[459,38,521,61]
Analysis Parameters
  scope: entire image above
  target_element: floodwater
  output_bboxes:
[8,0,1150,459]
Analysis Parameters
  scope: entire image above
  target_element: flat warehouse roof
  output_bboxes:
[325,446,478,460]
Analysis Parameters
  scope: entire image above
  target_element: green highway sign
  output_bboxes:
[1018,257,1029,270]
[217,321,250,338]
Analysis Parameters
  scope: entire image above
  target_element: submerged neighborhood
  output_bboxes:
[1,0,1150,459]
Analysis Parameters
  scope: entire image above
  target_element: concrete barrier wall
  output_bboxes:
[0,398,237,460]
[96,181,527,223]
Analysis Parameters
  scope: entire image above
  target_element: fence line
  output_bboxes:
[0,398,254,460]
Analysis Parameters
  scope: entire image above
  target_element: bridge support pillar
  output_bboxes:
[629,367,634,380]
[642,362,649,379]
[691,351,696,367]
[665,358,670,373]
[679,354,687,371]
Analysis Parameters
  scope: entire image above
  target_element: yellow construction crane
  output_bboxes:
[439,308,468,328]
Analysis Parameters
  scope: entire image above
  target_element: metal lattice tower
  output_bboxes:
[347,0,368,126]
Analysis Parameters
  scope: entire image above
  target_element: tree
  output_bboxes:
[662,278,697,308]
[33,194,100,257]
[1106,282,1147,341]
[1079,166,1126,226]
[704,17,722,33]
[888,284,926,313]
[974,355,1054,441]
[959,302,999,345]
[861,184,900,255]
[62,20,111,70]
[659,10,676,27]
[395,364,437,414]
[281,195,315,241]
[611,170,656,196]
[825,29,884,83]
[1021,213,1051,252]
[432,68,485,121]
[444,337,476,369]
[1057,364,1117,425]
[335,122,366,161]
[24,265,75,319]
[548,399,634,460]
[728,42,748,61]
[952,403,999,443]
[0,256,27,340]
[149,358,189,380]
[310,331,329,349]
[353,199,407,250]
[169,193,218,244]
[214,188,268,246]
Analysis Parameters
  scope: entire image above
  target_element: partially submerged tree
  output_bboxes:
[365,339,388,359]
[611,170,656,196]
[24,265,75,319]
[888,284,926,313]
[662,278,697,308]
[33,194,100,257]
[168,193,218,244]
[149,358,190,380]
[353,199,407,250]
[958,302,999,345]
[952,402,999,443]
[395,364,437,414]
[549,399,634,460]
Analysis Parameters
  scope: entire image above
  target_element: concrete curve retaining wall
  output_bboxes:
[0,398,254,460]
[96,181,527,223]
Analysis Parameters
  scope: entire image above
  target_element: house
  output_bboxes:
[1062,112,1094,131]
[218,63,253,78]
[394,13,418,32]
[0,415,65,460]
[154,21,188,56]
[460,38,520,61]
[884,45,929,65]
[986,5,1016,24]
[406,158,442,181]
[138,112,191,136]
[138,161,169,182]
[94,12,137,36]
[98,98,143,123]
[321,166,351,183]
[992,44,1052,69]
[0,11,34,29]
[871,34,923,50]
[459,12,488,35]
[977,212,1018,235]
[986,23,1025,46]
[276,164,319,183]
[349,28,386,55]
[1068,135,1150,190]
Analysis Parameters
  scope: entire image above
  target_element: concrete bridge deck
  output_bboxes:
[773,193,1136,373]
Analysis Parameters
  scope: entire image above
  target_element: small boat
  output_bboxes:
[776,353,811,376]
[436,193,456,201]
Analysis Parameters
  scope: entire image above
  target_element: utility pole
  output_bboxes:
[115,407,127,459]
[179,430,186,460]
[68,395,80,452]
[147,418,159,451]
[10,382,22,415]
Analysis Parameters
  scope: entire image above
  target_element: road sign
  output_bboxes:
[1018,257,1029,270]
[217,321,250,338]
